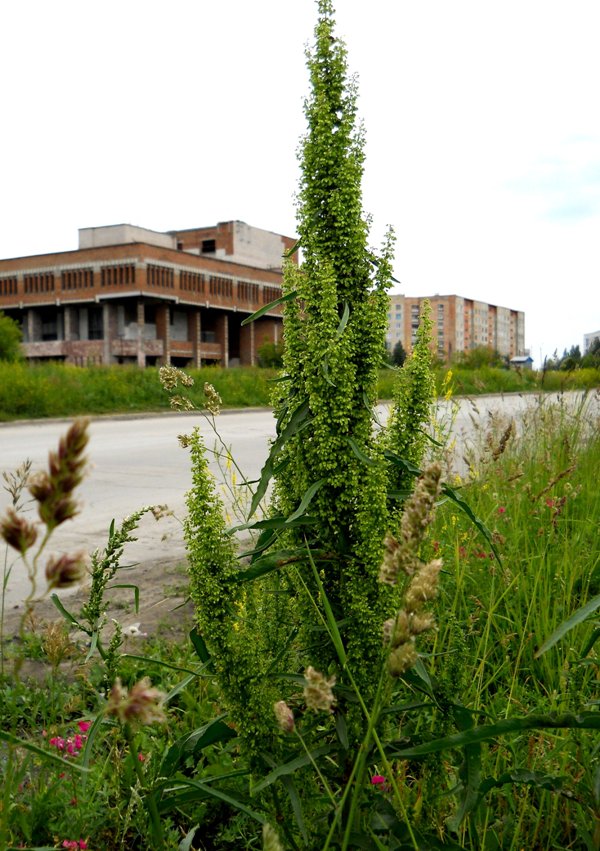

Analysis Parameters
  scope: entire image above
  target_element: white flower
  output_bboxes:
[123,622,147,637]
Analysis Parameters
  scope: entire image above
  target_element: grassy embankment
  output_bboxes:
[0,361,599,420]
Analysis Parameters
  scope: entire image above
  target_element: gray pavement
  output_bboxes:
[1,390,597,609]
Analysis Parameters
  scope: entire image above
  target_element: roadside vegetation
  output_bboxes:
[1,4,598,849]
[0,360,599,422]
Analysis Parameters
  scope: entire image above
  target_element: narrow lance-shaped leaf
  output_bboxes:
[394,712,600,757]
[535,592,600,658]
[241,290,297,326]
[248,399,312,518]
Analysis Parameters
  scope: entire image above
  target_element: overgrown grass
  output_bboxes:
[0,363,278,420]
[419,392,600,849]
[1,362,599,422]
[1,395,598,849]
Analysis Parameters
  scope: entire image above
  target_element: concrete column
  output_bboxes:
[102,302,111,365]
[216,313,229,367]
[79,308,89,340]
[156,304,171,366]
[136,299,146,367]
[27,310,41,342]
[188,309,202,368]
[64,306,73,341]
[240,320,255,366]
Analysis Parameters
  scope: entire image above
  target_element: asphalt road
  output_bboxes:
[1,391,597,609]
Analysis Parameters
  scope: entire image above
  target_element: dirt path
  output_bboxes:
[1,555,196,665]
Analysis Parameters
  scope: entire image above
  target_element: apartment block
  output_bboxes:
[386,294,525,361]
[0,221,295,367]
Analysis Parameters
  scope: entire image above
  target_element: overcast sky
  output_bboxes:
[2,1,599,365]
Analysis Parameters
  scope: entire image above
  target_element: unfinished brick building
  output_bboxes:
[0,221,293,367]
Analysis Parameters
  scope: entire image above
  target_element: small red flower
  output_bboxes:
[371,774,386,786]
[497,506,506,514]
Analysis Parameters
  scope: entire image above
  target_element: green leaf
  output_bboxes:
[447,705,482,831]
[178,825,199,851]
[121,653,203,677]
[283,239,301,258]
[306,542,347,667]
[394,712,600,757]
[241,289,297,325]
[334,301,350,339]
[535,593,600,658]
[249,398,312,518]
[160,716,236,776]
[477,769,566,801]
[107,582,140,612]
[251,745,332,794]
[581,626,600,658]
[50,593,86,631]
[382,449,422,478]
[287,478,326,523]
[346,435,379,468]
[189,626,211,664]
[81,714,105,791]
[84,630,99,662]
[335,713,349,750]
[158,778,267,824]
[321,356,336,386]
[231,548,307,583]
[441,482,501,565]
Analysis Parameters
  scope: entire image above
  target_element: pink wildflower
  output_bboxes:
[138,752,146,762]
[77,720,92,733]
[497,506,506,514]
[371,774,386,786]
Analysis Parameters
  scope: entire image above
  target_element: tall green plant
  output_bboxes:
[184,1,437,844]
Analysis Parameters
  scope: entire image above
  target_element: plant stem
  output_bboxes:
[124,723,164,849]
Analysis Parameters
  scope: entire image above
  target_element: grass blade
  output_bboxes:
[535,593,600,657]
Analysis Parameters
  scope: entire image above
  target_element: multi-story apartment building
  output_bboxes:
[0,221,294,367]
[386,294,525,362]
[583,330,600,354]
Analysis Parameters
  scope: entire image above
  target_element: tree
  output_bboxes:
[391,338,407,366]
[454,345,505,369]
[256,339,284,368]
[0,312,23,362]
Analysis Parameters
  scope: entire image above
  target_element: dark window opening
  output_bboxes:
[201,239,216,254]
[88,307,103,340]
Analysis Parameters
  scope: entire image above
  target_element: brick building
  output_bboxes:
[0,221,294,367]
[386,294,525,362]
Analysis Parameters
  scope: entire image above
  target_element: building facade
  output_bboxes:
[386,294,525,362]
[583,330,600,354]
[0,221,294,367]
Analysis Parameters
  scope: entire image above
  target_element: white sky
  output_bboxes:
[2,0,600,365]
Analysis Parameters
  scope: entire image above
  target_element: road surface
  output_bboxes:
[1,391,597,609]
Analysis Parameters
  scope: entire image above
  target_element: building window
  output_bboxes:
[147,265,174,289]
[208,275,233,298]
[239,282,259,302]
[101,265,136,287]
[24,272,54,294]
[0,276,18,296]
[62,268,93,290]
[180,270,205,293]
[201,239,216,254]
[262,285,281,304]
